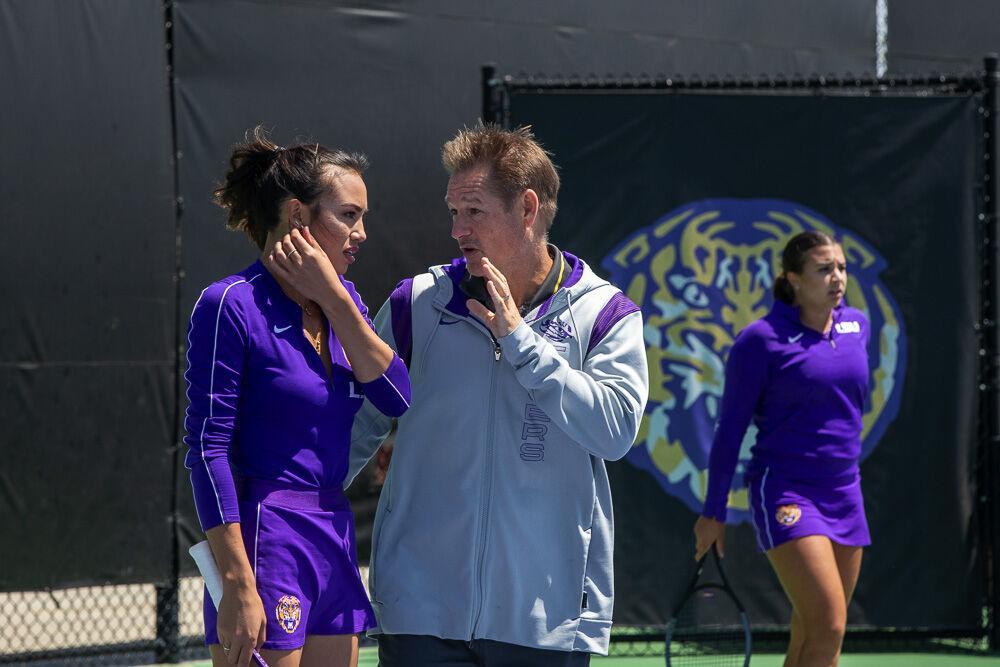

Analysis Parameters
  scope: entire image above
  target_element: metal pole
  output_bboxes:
[983,52,1000,652]
[157,0,183,662]
[481,63,499,124]
[155,583,181,662]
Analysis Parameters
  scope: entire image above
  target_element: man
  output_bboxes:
[348,125,649,665]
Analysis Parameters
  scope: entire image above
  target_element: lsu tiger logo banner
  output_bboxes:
[603,199,907,524]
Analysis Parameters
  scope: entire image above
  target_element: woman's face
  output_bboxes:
[789,243,847,311]
[300,170,368,275]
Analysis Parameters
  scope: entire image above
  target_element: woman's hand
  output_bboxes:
[265,226,349,308]
[216,580,266,666]
[693,515,726,561]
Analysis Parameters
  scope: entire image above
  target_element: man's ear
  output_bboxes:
[521,188,540,230]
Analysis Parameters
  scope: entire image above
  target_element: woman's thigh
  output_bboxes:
[766,534,847,629]
[211,635,358,667]
[831,542,863,604]
[210,644,302,667]
[299,634,359,667]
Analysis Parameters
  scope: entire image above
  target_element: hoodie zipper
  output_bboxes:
[430,298,504,638]
[470,329,501,637]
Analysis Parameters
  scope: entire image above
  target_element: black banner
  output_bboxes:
[510,90,983,629]
[0,0,176,589]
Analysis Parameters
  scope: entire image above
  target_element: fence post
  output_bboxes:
[482,63,507,126]
[983,52,1000,652]
[155,580,181,663]
[159,0,184,662]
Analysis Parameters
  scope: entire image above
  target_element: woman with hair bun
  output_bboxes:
[184,126,410,667]
[694,231,871,667]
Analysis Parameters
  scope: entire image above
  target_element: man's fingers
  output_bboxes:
[481,258,509,291]
[466,299,493,323]
[485,279,506,307]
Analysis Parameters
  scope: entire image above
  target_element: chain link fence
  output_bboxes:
[1,449,993,664]
[0,578,205,665]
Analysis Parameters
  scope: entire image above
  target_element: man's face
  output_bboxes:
[446,165,523,277]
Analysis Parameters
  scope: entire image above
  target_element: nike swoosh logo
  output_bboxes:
[273,324,293,334]
[788,333,804,343]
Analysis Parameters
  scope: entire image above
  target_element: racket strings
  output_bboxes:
[667,585,748,666]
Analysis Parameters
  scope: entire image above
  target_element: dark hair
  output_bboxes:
[214,125,369,249]
[441,124,561,231]
[773,230,838,304]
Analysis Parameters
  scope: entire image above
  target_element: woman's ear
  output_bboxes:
[284,198,308,230]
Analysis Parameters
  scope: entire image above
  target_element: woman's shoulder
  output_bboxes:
[725,319,778,367]
[193,264,266,315]
[734,317,778,347]
[838,305,869,326]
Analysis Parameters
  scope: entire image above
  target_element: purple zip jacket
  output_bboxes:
[702,299,870,522]
[183,260,410,531]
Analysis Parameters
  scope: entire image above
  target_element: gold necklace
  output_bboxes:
[304,327,322,354]
[296,299,323,354]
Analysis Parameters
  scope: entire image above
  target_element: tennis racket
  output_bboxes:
[665,544,751,666]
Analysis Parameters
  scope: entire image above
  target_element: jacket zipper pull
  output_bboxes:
[494,342,502,362]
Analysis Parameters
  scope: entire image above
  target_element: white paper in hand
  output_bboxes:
[189,540,224,608]
[189,540,270,667]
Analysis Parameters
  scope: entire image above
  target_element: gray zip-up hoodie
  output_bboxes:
[347,252,649,654]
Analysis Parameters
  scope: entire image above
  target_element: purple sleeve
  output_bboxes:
[182,282,247,532]
[356,287,411,417]
[702,327,769,522]
[358,353,411,417]
[587,291,641,355]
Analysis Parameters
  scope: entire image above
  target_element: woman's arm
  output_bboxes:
[266,228,410,417]
[205,524,267,665]
[182,281,266,662]
[702,328,770,521]
[694,327,770,560]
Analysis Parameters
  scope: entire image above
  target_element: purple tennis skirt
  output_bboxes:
[204,479,376,650]
[744,467,871,552]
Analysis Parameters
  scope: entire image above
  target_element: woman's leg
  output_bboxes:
[784,608,805,667]
[211,644,301,667]
[767,535,848,667]
[300,634,360,667]
[832,542,863,605]
[222,635,357,667]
